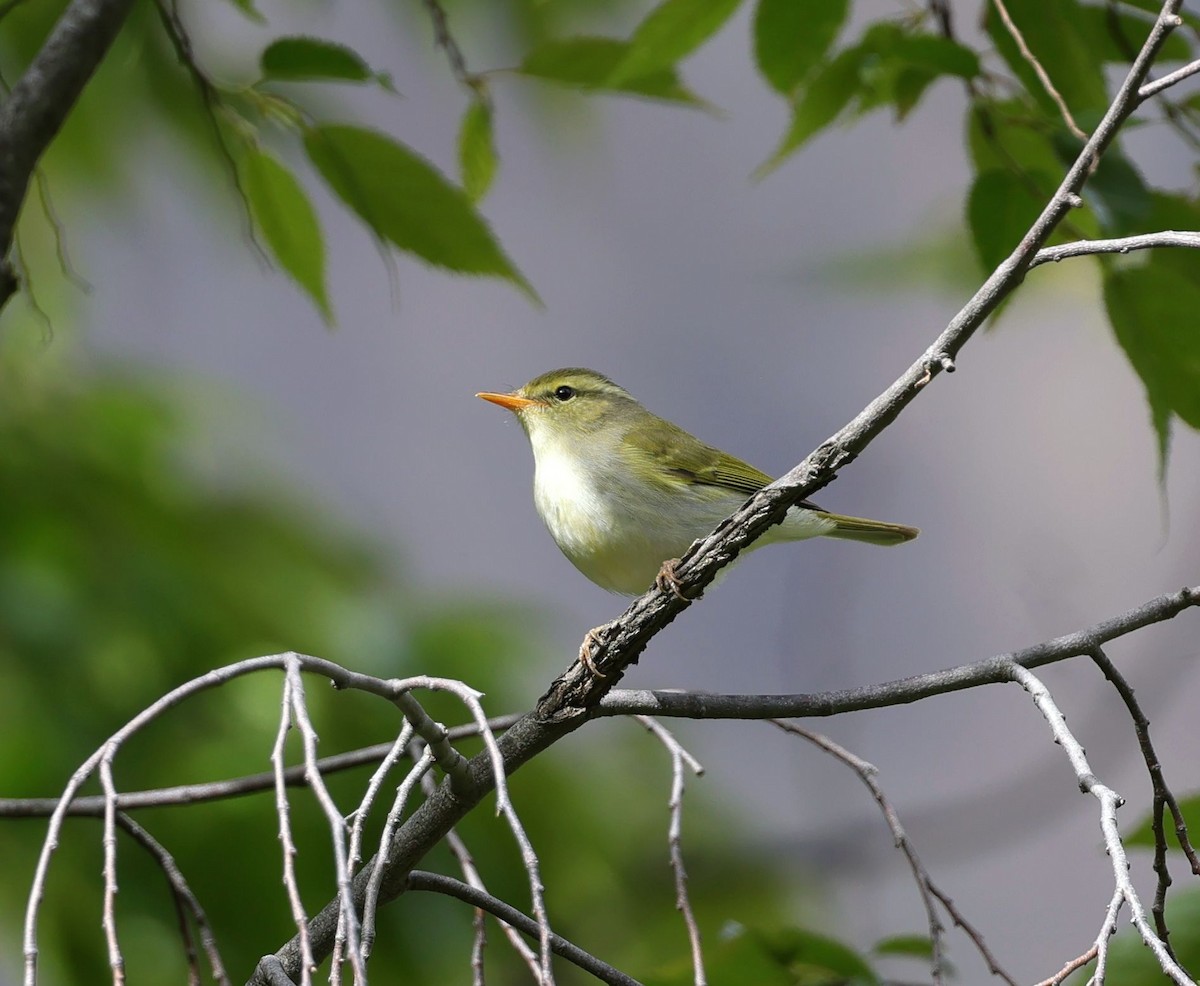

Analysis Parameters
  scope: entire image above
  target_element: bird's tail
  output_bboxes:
[818,511,919,546]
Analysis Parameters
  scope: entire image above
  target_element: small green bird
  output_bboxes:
[478,368,917,596]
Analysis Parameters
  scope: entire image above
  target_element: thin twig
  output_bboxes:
[0,715,522,819]
[416,762,543,982]
[272,673,313,986]
[362,748,435,957]
[1008,665,1194,985]
[1088,647,1200,952]
[991,0,1088,139]
[1031,230,1200,267]
[768,722,1022,986]
[1139,57,1200,100]
[406,871,643,986]
[113,813,230,986]
[398,677,556,984]
[283,659,366,984]
[419,0,486,99]
[1031,943,1098,986]
[333,723,415,979]
[99,753,126,986]
[637,717,706,986]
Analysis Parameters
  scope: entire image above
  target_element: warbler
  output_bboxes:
[478,368,917,596]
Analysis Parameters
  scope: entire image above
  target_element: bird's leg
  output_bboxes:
[655,558,701,601]
[579,626,607,678]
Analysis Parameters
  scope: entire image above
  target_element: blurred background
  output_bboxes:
[1,0,1199,982]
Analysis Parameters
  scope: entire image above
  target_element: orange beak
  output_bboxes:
[477,391,537,411]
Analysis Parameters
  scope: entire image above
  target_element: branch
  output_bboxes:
[0,0,137,309]
[1088,647,1200,951]
[597,586,1200,720]
[0,716,521,819]
[990,0,1088,139]
[1030,230,1200,267]
[1139,57,1200,100]
[1009,665,1195,985]
[406,871,642,986]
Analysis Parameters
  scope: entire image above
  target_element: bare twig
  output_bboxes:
[272,673,314,986]
[362,749,435,957]
[112,813,230,986]
[990,0,1088,139]
[419,0,485,98]
[397,678,556,983]
[99,753,126,986]
[1031,230,1200,267]
[1032,943,1099,986]
[416,763,543,981]
[406,871,643,986]
[637,717,706,986]
[333,724,415,979]
[770,722,1018,986]
[282,659,366,984]
[1008,664,1194,985]
[1088,647,1200,953]
[0,715,522,819]
[1139,57,1200,100]
[771,722,945,984]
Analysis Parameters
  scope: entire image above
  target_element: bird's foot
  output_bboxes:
[579,627,607,678]
[655,559,700,601]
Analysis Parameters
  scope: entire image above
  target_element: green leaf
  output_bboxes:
[303,124,536,300]
[757,24,980,175]
[517,37,703,104]
[754,0,848,95]
[754,926,880,984]
[221,0,265,24]
[872,934,935,959]
[853,24,980,116]
[458,99,497,202]
[1086,150,1151,235]
[1078,4,1193,64]
[261,36,393,89]
[1104,258,1200,471]
[237,144,332,324]
[984,0,1108,121]
[610,0,743,84]
[967,99,1063,176]
[967,168,1051,274]
[755,45,867,176]
[1127,793,1200,848]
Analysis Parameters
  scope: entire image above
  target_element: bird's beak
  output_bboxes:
[477,391,537,411]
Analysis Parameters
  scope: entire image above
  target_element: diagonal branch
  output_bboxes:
[0,0,137,309]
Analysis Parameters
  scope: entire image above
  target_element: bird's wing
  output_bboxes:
[621,416,825,509]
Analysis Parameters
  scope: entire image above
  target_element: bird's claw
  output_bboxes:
[655,559,699,601]
[579,627,607,678]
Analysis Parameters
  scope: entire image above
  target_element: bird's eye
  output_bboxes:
[553,385,576,402]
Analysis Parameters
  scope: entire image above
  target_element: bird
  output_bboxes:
[477,368,918,597]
